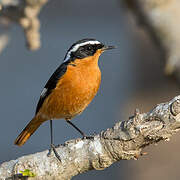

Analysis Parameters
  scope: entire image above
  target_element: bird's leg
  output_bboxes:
[47,120,61,161]
[66,119,94,139]
[66,119,86,136]
[47,120,53,156]
[50,119,53,145]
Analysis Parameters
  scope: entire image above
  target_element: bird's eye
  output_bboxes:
[86,46,93,51]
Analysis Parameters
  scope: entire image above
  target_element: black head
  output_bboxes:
[64,38,114,62]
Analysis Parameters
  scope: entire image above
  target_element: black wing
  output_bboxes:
[35,62,68,114]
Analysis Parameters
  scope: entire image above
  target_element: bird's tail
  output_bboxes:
[14,115,46,146]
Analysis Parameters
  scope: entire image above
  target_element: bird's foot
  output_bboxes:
[47,144,61,162]
[82,135,94,140]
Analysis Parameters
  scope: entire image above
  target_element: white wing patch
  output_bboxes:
[40,88,47,97]
[64,40,101,62]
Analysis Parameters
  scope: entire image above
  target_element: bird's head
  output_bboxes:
[64,38,115,63]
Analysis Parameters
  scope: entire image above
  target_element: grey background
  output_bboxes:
[1,0,180,180]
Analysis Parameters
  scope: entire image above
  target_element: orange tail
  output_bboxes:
[14,115,46,146]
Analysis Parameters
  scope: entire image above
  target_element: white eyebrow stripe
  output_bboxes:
[64,40,101,62]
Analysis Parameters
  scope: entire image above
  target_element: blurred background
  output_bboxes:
[0,0,180,179]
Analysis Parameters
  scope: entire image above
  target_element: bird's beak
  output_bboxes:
[101,45,116,51]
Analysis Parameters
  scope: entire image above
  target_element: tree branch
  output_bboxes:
[0,0,48,51]
[1,95,180,179]
[124,0,180,81]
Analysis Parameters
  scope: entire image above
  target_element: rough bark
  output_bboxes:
[125,0,180,81]
[1,95,180,179]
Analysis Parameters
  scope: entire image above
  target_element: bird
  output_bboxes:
[14,38,115,160]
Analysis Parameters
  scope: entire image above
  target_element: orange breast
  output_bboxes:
[39,50,102,120]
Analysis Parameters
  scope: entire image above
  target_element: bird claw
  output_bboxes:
[47,147,52,157]
[82,135,94,140]
[47,144,61,162]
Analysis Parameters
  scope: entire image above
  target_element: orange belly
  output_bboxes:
[39,56,101,120]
